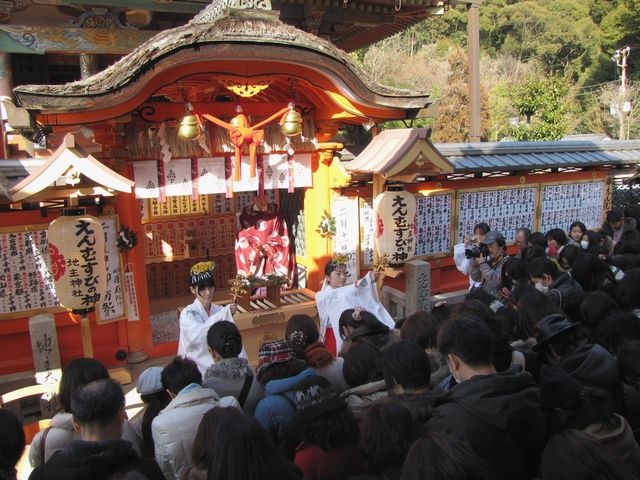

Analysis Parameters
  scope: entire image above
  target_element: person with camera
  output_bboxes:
[469,230,509,300]
[453,222,490,290]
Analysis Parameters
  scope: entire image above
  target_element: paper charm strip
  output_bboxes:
[133,160,160,199]
[196,157,227,195]
[163,158,193,197]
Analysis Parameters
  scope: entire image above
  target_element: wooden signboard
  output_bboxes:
[456,186,538,244]
[415,192,454,257]
[0,216,125,323]
[540,181,605,232]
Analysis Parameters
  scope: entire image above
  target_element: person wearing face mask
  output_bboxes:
[426,315,545,479]
[178,261,241,375]
[469,230,509,300]
[526,257,584,321]
[315,254,393,356]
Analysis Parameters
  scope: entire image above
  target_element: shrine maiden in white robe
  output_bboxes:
[177,301,246,374]
[315,271,395,352]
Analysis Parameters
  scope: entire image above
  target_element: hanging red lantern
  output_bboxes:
[47,208,108,312]
[373,190,416,265]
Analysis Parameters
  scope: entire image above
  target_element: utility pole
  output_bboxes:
[612,46,631,140]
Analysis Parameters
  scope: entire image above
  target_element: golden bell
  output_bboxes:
[177,114,200,140]
[281,109,303,137]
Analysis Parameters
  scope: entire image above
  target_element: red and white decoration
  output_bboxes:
[374,190,416,264]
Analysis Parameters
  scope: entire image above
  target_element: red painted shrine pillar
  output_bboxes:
[116,165,152,363]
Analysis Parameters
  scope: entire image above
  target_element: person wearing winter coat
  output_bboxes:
[202,321,264,414]
[527,257,584,320]
[253,340,315,458]
[29,358,140,468]
[29,379,163,480]
[533,314,624,414]
[285,313,348,394]
[426,316,545,480]
[601,209,640,252]
[151,356,239,480]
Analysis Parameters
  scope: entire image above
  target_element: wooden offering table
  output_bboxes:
[226,288,317,365]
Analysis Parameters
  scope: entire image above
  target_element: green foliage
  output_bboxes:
[508,77,572,140]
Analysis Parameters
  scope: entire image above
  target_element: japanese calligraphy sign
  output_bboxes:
[415,193,453,256]
[540,181,605,232]
[456,187,537,244]
[333,197,360,282]
[97,217,126,324]
[47,211,108,312]
[0,216,124,320]
[374,190,416,265]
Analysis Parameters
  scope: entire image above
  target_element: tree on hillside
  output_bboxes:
[598,81,640,139]
[432,48,491,142]
[508,77,573,141]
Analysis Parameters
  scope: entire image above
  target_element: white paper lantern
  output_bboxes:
[47,209,107,312]
[374,190,416,264]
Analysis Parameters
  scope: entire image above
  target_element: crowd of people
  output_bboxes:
[2,206,640,480]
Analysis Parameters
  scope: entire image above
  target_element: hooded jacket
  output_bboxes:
[28,439,163,480]
[340,380,389,419]
[559,342,624,414]
[547,272,584,313]
[151,384,239,480]
[426,367,545,480]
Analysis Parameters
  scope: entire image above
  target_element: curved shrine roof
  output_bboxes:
[13,3,430,117]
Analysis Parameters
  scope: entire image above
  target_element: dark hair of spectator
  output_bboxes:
[571,254,617,294]
[458,299,511,346]
[59,358,110,413]
[339,309,390,341]
[473,222,491,235]
[295,405,359,452]
[285,314,320,347]
[521,245,546,263]
[546,228,568,246]
[193,274,215,293]
[580,292,619,327]
[192,407,241,469]
[140,390,171,458]
[342,341,384,388]
[207,321,243,359]
[540,429,634,480]
[257,360,306,387]
[528,232,548,249]
[382,340,431,391]
[616,268,640,309]
[431,302,452,323]
[400,311,440,350]
[161,356,202,395]
[515,289,562,340]
[400,432,495,480]
[502,257,531,290]
[558,244,581,271]
[437,316,494,367]
[0,409,25,474]
[569,221,587,236]
[360,402,419,473]
[606,209,624,223]
[207,412,301,480]
[595,310,640,353]
[582,230,605,255]
[527,257,559,280]
[71,378,124,427]
[617,340,640,384]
